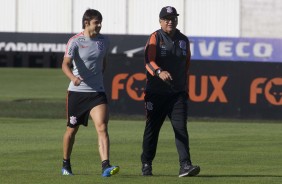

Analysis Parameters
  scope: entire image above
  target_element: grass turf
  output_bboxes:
[0,68,67,119]
[0,68,67,101]
[0,68,281,183]
[0,118,281,184]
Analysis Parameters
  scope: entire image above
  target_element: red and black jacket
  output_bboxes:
[144,29,191,94]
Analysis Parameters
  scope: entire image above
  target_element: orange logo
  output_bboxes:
[189,75,228,103]
[112,73,229,103]
[112,73,146,101]
[250,77,282,105]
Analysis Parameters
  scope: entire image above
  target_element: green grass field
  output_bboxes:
[0,68,67,118]
[0,118,281,184]
[0,68,281,184]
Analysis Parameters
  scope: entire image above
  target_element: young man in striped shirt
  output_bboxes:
[61,9,119,177]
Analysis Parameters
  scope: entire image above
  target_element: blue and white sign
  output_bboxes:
[1,32,282,63]
[189,37,282,62]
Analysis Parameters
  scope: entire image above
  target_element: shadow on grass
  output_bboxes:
[197,174,282,178]
[0,99,65,119]
[117,174,282,178]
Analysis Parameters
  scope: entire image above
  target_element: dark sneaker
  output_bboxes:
[142,163,153,176]
[62,165,73,176]
[102,165,119,177]
[179,164,200,177]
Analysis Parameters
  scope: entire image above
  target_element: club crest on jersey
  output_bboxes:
[96,41,104,50]
[179,40,186,49]
[179,40,187,56]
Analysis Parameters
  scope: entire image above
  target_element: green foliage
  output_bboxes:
[0,118,281,184]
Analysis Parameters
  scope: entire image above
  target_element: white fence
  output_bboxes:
[0,0,281,38]
[0,0,239,37]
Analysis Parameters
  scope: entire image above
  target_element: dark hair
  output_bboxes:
[82,9,103,29]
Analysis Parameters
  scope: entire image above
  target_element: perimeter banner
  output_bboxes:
[1,32,282,62]
[1,32,282,119]
[105,55,282,119]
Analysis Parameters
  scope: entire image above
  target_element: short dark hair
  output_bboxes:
[82,9,103,29]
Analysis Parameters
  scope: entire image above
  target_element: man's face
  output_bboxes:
[160,16,178,34]
[85,18,102,35]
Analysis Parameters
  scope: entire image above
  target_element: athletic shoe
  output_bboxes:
[142,163,153,176]
[62,165,73,176]
[102,165,120,177]
[179,164,200,177]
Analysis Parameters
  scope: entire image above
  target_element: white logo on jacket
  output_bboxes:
[146,102,153,111]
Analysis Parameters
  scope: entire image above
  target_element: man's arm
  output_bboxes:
[62,57,82,86]
[145,32,172,81]
[145,32,159,76]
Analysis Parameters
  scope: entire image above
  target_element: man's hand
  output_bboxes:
[72,77,83,86]
[158,71,173,82]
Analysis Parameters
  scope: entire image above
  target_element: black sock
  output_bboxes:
[102,160,110,170]
[63,159,70,167]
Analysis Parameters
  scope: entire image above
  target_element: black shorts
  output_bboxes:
[66,91,108,128]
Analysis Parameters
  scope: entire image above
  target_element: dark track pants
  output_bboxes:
[141,92,192,165]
